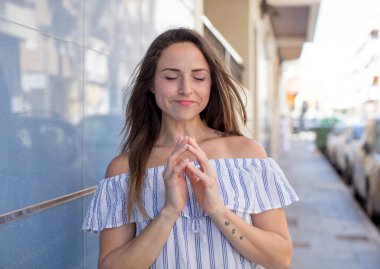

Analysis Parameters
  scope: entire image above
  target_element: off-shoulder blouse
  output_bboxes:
[83,158,299,269]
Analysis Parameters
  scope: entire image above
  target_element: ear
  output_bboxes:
[150,87,155,94]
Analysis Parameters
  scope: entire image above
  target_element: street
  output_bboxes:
[277,133,380,269]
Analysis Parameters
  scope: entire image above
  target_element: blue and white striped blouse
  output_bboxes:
[83,158,299,269]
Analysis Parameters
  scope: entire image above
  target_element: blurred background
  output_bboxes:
[1,0,380,268]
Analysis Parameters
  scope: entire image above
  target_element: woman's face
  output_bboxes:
[153,42,212,123]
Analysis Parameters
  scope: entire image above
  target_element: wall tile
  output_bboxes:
[0,0,83,44]
[1,199,84,269]
[0,19,84,214]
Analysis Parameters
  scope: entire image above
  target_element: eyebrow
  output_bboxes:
[160,68,209,73]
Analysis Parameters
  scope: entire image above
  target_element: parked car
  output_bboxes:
[0,113,90,212]
[351,117,380,218]
[326,123,347,167]
[0,112,97,268]
[335,124,364,181]
[76,114,124,181]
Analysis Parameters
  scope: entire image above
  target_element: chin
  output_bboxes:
[170,114,199,122]
[164,111,197,120]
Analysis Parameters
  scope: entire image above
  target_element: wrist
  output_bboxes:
[206,203,227,220]
[160,206,181,222]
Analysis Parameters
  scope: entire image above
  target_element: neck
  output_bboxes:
[156,117,211,147]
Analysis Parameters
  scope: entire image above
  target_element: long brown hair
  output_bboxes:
[120,28,247,220]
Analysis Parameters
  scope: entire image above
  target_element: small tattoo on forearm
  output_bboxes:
[224,220,244,240]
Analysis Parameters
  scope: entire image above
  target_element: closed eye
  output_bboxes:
[194,77,205,81]
[165,76,178,80]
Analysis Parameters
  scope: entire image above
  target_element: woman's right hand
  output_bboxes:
[162,136,190,217]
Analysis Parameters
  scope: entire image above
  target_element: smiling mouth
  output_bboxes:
[176,100,195,106]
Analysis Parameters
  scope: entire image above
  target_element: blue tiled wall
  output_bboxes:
[0,1,195,268]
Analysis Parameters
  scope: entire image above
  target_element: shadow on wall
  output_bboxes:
[76,113,124,180]
[0,67,122,268]
[0,111,124,213]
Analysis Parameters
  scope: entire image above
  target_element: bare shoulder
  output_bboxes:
[224,136,268,159]
[105,152,130,178]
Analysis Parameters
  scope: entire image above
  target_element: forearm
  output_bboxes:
[100,208,178,269]
[210,207,292,269]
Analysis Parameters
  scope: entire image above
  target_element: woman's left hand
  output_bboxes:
[185,137,224,217]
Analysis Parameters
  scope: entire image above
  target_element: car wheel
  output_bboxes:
[366,193,375,219]
[343,159,351,185]
[349,179,360,200]
[365,179,379,219]
[343,168,349,184]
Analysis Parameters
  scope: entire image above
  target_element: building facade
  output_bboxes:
[0,0,318,268]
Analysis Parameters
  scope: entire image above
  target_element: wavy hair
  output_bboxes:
[120,28,247,220]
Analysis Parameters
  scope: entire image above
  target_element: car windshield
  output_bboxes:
[353,126,364,140]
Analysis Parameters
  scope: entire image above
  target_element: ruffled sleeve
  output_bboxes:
[213,158,299,215]
[250,158,299,213]
[82,174,131,233]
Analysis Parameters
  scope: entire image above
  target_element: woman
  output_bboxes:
[83,28,299,269]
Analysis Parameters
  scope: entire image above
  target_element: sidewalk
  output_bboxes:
[277,133,380,269]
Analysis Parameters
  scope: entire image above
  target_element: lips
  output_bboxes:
[175,100,195,107]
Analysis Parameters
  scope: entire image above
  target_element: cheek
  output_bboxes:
[153,82,174,107]
[153,80,168,98]
[201,91,210,103]
[153,92,166,108]
[200,83,211,104]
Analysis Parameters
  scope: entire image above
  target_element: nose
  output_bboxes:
[179,76,193,96]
